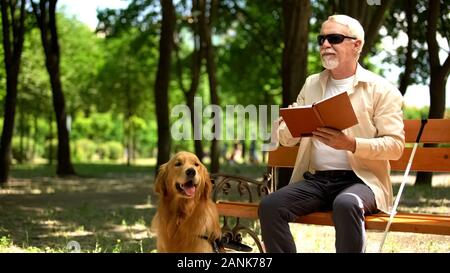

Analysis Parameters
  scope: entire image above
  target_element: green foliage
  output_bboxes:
[403,106,429,119]
[0,236,13,249]
[382,0,450,86]
[73,139,97,162]
[72,139,124,162]
[44,139,58,161]
[216,1,283,106]
[104,141,124,160]
[12,137,35,163]
[17,28,52,120]
[71,112,123,142]
[97,33,156,112]
[58,14,105,114]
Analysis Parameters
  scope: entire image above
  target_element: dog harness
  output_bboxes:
[198,235,222,253]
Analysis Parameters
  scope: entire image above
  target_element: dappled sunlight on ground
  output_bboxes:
[391,173,450,187]
[289,224,450,253]
[0,173,157,253]
[1,165,448,253]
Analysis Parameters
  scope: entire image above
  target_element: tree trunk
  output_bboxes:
[32,0,75,176]
[278,0,311,183]
[154,0,175,173]
[200,0,220,173]
[281,0,310,107]
[175,1,204,160]
[415,0,450,187]
[0,0,26,183]
[360,0,392,59]
[0,71,19,183]
[398,0,415,96]
[332,0,393,60]
[186,96,204,161]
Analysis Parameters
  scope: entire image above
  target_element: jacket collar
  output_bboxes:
[318,63,374,96]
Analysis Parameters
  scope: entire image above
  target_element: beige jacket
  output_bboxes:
[278,64,405,213]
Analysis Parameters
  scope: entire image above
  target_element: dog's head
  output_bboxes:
[154,152,211,200]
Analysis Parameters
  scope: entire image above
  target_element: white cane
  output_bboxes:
[378,119,428,253]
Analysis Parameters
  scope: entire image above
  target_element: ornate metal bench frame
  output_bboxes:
[211,171,273,252]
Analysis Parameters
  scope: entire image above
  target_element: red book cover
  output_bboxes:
[280,92,358,137]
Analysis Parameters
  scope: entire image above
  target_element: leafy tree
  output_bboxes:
[17,27,52,162]
[174,0,206,160]
[383,0,428,95]
[217,0,283,106]
[97,28,156,165]
[57,14,104,116]
[383,0,449,186]
[416,0,450,186]
[194,0,220,172]
[97,0,169,169]
[32,0,75,175]
[0,0,26,183]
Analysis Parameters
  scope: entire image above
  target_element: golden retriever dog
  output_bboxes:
[151,151,222,253]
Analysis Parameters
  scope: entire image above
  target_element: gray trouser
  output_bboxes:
[259,171,378,253]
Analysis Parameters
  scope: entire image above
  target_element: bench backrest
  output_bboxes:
[268,119,450,172]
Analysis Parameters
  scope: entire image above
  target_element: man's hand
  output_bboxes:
[278,102,299,125]
[288,102,299,108]
[312,127,356,152]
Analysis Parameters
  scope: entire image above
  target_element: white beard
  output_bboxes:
[320,54,339,70]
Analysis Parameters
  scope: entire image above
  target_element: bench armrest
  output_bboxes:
[211,172,272,203]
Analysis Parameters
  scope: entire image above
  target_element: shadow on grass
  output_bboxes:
[393,184,450,213]
[2,164,158,253]
[2,162,448,252]
[10,163,156,179]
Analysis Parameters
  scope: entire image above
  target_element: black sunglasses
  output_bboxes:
[317,34,357,46]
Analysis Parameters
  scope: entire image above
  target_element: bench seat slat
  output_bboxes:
[216,201,450,236]
[268,146,450,172]
[404,119,450,143]
[267,145,298,168]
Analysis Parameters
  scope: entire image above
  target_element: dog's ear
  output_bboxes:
[199,163,212,200]
[154,163,168,196]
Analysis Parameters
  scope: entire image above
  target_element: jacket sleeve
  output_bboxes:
[353,86,405,160]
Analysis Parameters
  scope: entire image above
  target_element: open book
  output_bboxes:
[279,91,358,137]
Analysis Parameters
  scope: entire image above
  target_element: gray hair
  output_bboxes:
[326,15,365,54]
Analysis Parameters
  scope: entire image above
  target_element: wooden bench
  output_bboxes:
[212,119,450,252]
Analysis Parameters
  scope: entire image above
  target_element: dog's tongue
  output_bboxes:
[183,184,196,196]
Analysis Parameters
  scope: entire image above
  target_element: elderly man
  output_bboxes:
[259,15,405,253]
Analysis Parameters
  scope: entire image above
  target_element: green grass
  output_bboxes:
[2,163,155,253]
[1,162,449,253]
